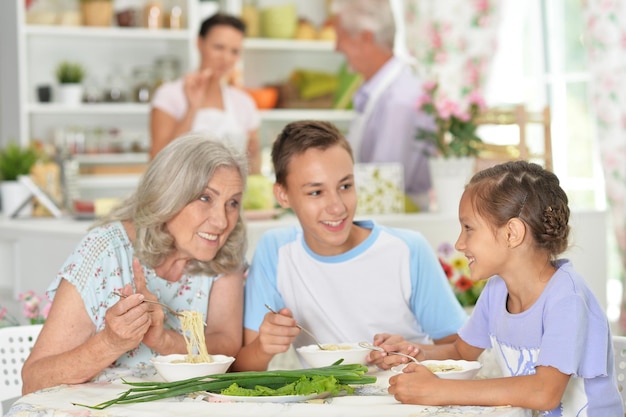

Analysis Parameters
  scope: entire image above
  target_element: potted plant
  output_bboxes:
[80,0,113,27]
[0,141,40,217]
[415,81,486,213]
[56,61,86,105]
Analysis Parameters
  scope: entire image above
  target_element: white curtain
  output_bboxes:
[583,0,626,332]
[403,0,503,104]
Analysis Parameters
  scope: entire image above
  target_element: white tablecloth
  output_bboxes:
[6,368,528,417]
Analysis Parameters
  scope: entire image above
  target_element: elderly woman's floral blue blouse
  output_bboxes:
[47,221,218,378]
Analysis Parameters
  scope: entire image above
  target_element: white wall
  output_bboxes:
[0,1,21,148]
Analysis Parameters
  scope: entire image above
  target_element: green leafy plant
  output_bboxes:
[416,81,485,158]
[0,142,40,181]
[55,61,86,84]
[437,242,486,307]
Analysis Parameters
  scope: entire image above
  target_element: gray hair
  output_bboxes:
[96,133,248,276]
[332,0,396,50]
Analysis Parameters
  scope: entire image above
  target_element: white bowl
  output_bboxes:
[296,342,369,368]
[151,354,235,382]
[420,359,482,380]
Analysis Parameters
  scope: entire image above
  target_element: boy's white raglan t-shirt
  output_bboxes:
[244,220,467,347]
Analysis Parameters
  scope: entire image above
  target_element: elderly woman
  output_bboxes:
[21,134,248,394]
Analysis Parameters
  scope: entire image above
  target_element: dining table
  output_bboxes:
[5,365,530,417]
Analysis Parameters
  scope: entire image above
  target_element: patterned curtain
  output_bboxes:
[582,1,626,332]
[403,0,502,105]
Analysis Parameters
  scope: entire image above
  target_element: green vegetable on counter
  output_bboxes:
[221,374,352,397]
[74,362,376,409]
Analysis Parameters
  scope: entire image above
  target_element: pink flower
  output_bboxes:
[18,290,36,302]
[475,0,490,12]
[423,81,437,92]
[428,25,443,49]
[455,111,471,122]
[434,51,448,64]
[468,90,487,110]
[436,99,459,120]
[16,290,49,324]
[477,15,490,27]
[415,93,432,110]
[22,305,39,319]
[0,307,7,320]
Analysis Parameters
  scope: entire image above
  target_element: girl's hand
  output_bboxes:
[257,307,300,356]
[183,68,212,110]
[388,363,441,405]
[130,258,167,350]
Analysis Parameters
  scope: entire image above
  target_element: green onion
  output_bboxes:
[73,362,376,409]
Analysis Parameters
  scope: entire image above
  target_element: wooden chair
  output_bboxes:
[474,105,553,172]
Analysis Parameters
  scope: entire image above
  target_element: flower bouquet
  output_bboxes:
[0,290,50,327]
[416,81,486,158]
[437,242,485,307]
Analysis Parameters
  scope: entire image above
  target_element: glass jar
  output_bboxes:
[132,66,154,103]
[154,55,181,88]
[165,0,184,29]
[104,71,127,103]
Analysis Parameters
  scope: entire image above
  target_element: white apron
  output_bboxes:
[347,59,405,161]
[191,84,248,152]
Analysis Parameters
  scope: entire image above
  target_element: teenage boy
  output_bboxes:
[233,120,466,371]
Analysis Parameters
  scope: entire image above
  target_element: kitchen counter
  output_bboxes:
[0,210,608,310]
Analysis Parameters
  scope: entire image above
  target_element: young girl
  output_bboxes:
[387,161,622,415]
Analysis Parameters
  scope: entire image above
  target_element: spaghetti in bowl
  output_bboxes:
[151,354,235,382]
[392,359,482,380]
[296,342,369,368]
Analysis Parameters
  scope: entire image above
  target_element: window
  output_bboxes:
[485,0,605,210]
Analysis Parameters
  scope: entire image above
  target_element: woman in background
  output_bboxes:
[150,13,261,174]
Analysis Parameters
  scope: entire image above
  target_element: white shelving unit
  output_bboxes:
[12,0,200,199]
[16,0,199,149]
[8,0,354,198]
[235,0,353,148]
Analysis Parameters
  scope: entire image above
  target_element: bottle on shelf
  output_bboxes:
[165,0,185,29]
[144,1,164,29]
[241,0,260,38]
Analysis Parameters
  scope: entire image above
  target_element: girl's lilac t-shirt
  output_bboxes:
[459,259,622,416]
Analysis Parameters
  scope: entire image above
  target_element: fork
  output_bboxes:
[358,341,420,364]
[113,292,183,317]
[264,304,327,351]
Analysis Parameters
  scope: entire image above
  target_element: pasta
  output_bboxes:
[179,311,213,363]
[425,363,463,373]
[321,344,353,351]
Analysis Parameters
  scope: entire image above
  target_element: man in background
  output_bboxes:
[332,0,433,210]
